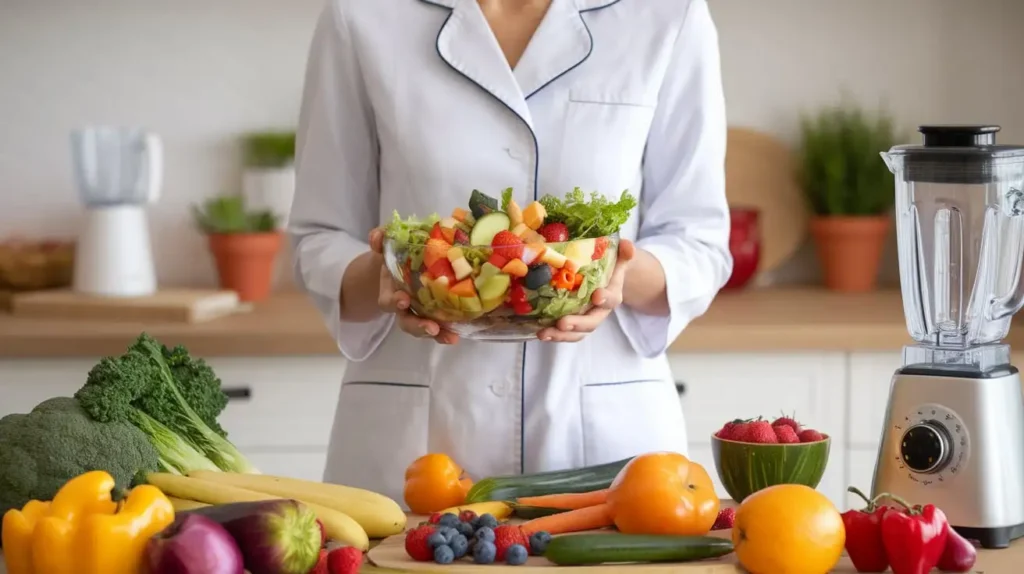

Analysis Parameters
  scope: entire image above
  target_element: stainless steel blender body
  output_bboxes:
[873,126,1024,548]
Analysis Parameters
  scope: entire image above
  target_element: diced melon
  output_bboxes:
[450,278,477,298]
[440,217,459,229]
[478,273,511,302]
[429,275,450,303]
[447,246,464,263]
[423,239,450,269]
[521,244,546,265]
[564,239,596,269]
[452,257,473,281]
[522,201,547,230]
[539,247,567,268]
[417,287,433,307]
[507,200,524,227]
[474,262,502,290]
[451,207,469,222]
[446,291,462,310]
[522,229,545,244]
[461,295,483,313]
[481,296,504,313]
[510,223,530,238]
[420,273,434,288]
[502,259,528,278]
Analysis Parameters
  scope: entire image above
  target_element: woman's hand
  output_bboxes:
[370,228,460,345]
[537,239,636,343]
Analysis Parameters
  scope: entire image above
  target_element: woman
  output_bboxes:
[288,0,731,506]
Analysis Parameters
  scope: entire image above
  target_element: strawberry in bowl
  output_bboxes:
[382,187,634,341]
[711,415,831,502]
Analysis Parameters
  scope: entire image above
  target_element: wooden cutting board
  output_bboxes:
[8,288,245,323]
[725,126,809,276]
[366,513,1023,572]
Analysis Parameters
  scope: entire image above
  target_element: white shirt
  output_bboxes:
[288,0,731,506]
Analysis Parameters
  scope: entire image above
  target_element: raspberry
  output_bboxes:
[774,424,800,444]
[405,525,437,561]
[798,429,826,443]
[493,524,529,561]
[326,546,363,574]
[712,508,736,530]
[491,230,524,260]
[538,222,569,243]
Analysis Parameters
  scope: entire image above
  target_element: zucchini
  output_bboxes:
[510,504,570,520]
[464,458,631,503]
[469,189,499,219]
[544,533,734,566]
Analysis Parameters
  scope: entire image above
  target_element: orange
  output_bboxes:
[607,452,720,535]
[732,484,845,574]
[403,453,473,514]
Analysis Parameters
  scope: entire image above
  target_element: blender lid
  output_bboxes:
[885,125,1024,184]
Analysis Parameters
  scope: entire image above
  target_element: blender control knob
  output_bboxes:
[900,422,952,474]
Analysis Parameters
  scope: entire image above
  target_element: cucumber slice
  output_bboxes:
[469,212,511,246]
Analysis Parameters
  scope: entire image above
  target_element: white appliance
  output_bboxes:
[70,126,162,297]
[872,125,1024,549]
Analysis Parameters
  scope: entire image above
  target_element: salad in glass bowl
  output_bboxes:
[383,187,637,341]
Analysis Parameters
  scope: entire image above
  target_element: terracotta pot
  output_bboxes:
[207,232,283,302]
[810,215,891,293]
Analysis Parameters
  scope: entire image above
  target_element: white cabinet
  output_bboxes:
[0,357,346,481]
[668,352,848,509]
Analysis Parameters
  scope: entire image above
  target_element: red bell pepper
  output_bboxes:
[879,493,949,574]
[841,487,889,572]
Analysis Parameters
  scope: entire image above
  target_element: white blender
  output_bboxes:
[70,126,162,297]
[873,125,1024,549]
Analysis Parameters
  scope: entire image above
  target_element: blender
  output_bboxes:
[873,125,1024,548]
[70,126,162,297]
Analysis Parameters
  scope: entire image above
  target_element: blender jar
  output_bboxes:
[882,126,1024,367]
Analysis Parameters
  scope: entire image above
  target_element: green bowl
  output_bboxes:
[711,434,831,503]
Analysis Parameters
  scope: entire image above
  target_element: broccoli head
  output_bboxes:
[74,332,257,474]
[0,397,159,518]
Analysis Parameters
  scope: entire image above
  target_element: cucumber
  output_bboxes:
[464,457,631,503]
[544,533,734,566]
[469,212,511,246]
[469,189,499,219]
[510,504,570,520]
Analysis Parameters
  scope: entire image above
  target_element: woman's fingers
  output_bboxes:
[369,227,385,254]
[397,312,441,338]
[377,265,409,312]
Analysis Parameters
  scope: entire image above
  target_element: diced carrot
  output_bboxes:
[450,278,477,298]
[451,207,469,222]
[573,273,583,289]
[441,226,456,244]
[517,489,609,510]
[520,503,613,536]
[502,259,528,278]
[564,260,578,274]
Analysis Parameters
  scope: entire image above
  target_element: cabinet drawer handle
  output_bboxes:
[675,380,687,395]
[224,386,252,401]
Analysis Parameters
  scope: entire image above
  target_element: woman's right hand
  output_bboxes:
[370,228,460,345]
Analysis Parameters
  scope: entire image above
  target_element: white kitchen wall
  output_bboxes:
[1,0,1022,287]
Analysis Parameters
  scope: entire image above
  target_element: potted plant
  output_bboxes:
[797,102,901,292]
[192,195,282,302]
[240,130,296,229]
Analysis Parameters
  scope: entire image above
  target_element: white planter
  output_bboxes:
[242,166,295,229]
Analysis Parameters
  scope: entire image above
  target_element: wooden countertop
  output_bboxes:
[1,287,1022,358]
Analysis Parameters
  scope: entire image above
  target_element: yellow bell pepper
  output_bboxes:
[2,470,175,574]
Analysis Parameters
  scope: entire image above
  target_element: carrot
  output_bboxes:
[517,489,610,510]
[520,503,613,536]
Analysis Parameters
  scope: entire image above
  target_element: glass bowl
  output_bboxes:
[383,233,619,341]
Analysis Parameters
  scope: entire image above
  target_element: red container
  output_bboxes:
[723,207,761,290]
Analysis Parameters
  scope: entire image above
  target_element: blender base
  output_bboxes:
[871,363,1024,549]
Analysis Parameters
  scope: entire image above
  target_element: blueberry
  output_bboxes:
[450,534,469,558]
[439,526,458,543]
[433,544,455,564]
[477,514,499,529]
[524,264,553,290]
[427,532,447,549]
[473,540,497,564]
[438,513,460,527]
[529,531,552,555]
[506,544,529,565]
[474,526,495,542]
[456,522,475,537]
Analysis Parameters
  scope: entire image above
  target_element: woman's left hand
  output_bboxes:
[537,239,636,343]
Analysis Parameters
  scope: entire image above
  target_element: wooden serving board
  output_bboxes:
[9,288,245,323]
[366,514,1022,573]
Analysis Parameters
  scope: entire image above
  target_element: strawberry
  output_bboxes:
[429,222,445,241]
[538,222,569,243]
[310,549,329,574]
[798,429,826,443]
[730,421,753,442]
[405,525,436,561]
[715,419,746,440]
[493,524,530,561]
[712,508,736,530]
[771,415,802,433]
[488,252,509,269]
[326,546,364,574]
[491,230,525,260]
[773,424,800,444]
[459,510,478,523]
[592,236,610,260]
[427,513,443,524]
[427,258,457,284]
[454,228,470,244]
[745,419,778,444]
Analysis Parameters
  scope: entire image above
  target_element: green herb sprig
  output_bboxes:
[539,188,637,239]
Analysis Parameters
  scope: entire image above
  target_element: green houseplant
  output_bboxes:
[796,102,901,292]
[240,130,297,230]
[192,195,282,302]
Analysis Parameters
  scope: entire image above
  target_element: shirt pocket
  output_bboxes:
[322,382,430,508]
[558,88,657,195]
[580,379,687,466]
